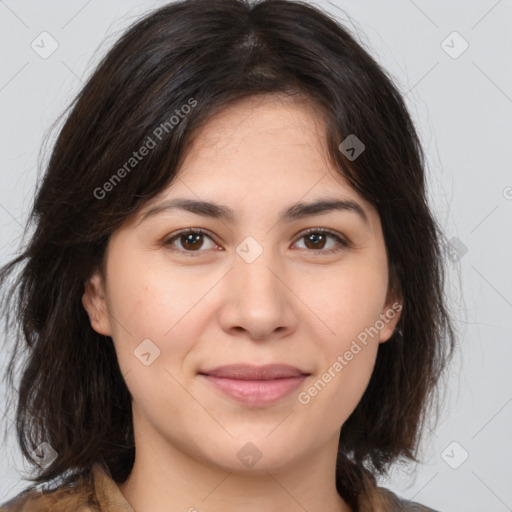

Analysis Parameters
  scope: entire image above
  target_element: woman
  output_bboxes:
[0,0,455,510]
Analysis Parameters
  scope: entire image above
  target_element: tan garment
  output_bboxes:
[0,464,439,512]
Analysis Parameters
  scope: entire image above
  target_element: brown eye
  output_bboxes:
[164,228,218,255]
[180,232,205,251]
[163,227,349,257]
[294,229,350,255]
[303,232,328,250]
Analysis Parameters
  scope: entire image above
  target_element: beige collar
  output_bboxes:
[92,464,135,512]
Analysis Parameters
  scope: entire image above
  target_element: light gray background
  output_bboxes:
[1,1,511,511]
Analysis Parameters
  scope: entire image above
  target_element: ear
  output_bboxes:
[377,296,403,344]
[82,268,112,336]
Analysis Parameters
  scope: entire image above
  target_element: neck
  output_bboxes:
[118,409,352,512]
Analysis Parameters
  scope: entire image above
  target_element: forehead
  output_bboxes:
[182,94,328,167]
[134,94,379,229]
[172,95,366,202]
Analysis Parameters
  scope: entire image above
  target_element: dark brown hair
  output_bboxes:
[0,0,456,508]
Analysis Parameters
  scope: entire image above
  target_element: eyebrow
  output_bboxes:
[138,197,369,226]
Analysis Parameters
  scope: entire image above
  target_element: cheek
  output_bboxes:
[299,322,379,427]
[103,254,186,371]
[302,260,389,344]
[297,263,386,417]
[105,269,194,415]
[106,251,185,335]
[105,253,216,384]
[296,339,378,437]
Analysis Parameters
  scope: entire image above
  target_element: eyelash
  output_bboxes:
[162,227,351,257]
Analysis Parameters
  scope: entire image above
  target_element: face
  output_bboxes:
[83,94,401,474]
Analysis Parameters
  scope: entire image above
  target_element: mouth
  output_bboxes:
[198,364,311,406]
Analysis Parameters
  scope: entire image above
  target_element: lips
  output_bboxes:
[199,364,309,380]
[198,364,310,406]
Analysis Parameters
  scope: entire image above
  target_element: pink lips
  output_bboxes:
[199,364,309,406]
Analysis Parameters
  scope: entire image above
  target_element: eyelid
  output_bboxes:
[162,226,351,255]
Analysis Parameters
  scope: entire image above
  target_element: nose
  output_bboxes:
[217,247,299,341]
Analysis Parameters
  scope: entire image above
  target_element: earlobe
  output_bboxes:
[82,270,112,336]
[378,299,403,344]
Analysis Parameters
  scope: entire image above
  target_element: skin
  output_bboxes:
[82,93,402,512]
